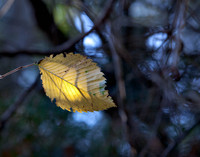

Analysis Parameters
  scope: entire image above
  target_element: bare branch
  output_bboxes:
[0,63,35,79]
[0,0,15,18]
[170,0,188,67]
[160,118,200,157]
[107,24,137,157]
[55,0,115,53]
[0,0,115,57]
[0,76,39,132]
[0,50,51,57]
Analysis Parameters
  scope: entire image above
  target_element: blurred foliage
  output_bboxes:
[1,0,200,157]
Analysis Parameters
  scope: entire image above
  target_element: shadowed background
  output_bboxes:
[1,0,200,157]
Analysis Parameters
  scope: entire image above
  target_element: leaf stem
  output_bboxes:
[0,63,35,79]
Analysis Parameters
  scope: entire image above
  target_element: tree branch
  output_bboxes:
[0,76,40,132]
[160,118,200,157]
[170,0,188,67]
[107,24,137,157]
[55,0,115,53]
[0,63,35,79]
[0,0,15,18]
[0,0,115,57]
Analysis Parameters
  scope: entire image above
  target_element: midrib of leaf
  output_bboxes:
[38,65,98,97]
[43,68,74,109]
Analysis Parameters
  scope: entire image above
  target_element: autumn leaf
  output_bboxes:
[38,53,116,112]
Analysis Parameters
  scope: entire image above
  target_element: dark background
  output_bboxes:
[1,0,200,157]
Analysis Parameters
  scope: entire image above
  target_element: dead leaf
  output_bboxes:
[38,53,116,112]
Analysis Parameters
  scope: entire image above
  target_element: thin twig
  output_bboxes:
[107,24,137,157]
[0,63,35,79]
[160,118,200,157]
[139,108,163,157]
[0,75,39,132]
[0,50,52,57]
[0,0,15,18]
[55,0,115,53]
[170,0,188,67]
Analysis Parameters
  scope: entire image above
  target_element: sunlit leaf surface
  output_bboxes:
[38,53,116,112]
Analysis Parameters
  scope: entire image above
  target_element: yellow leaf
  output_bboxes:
[38,53,116,112]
